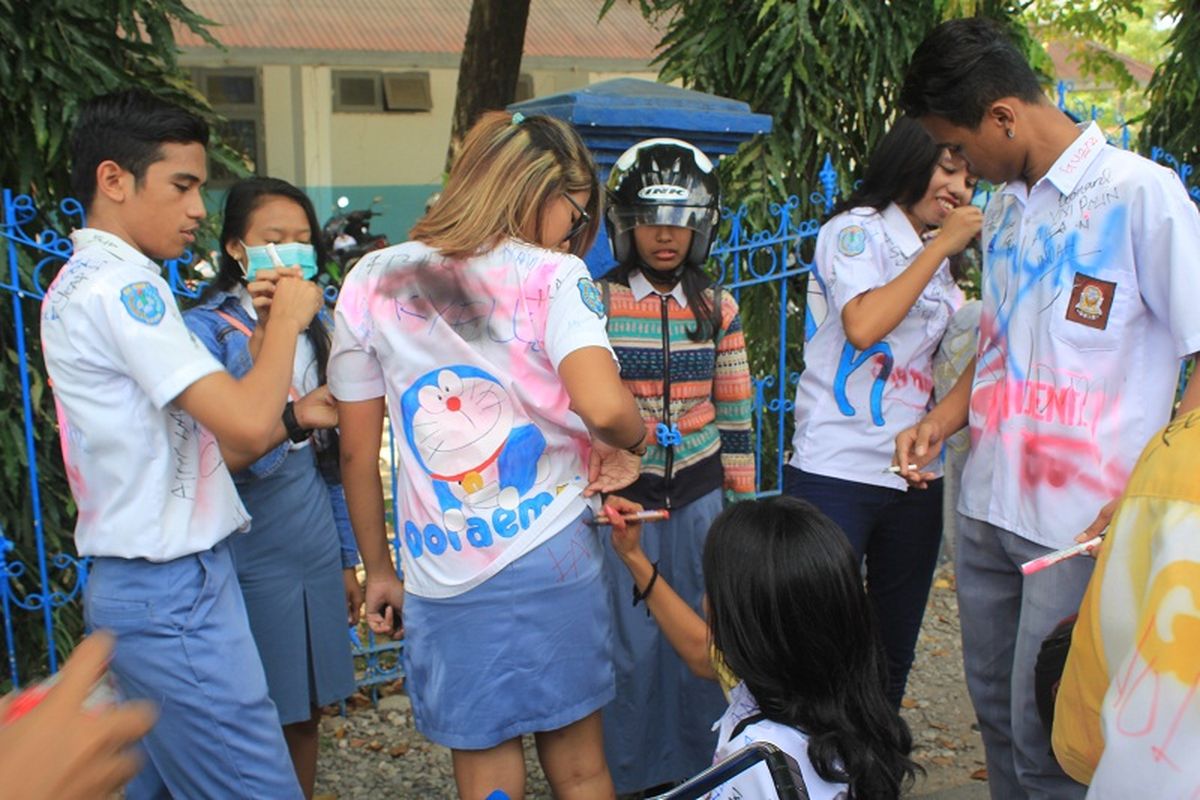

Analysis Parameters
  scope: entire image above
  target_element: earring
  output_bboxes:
[1006,129,1015,140]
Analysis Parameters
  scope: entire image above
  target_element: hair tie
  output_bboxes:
[511,112,526,126]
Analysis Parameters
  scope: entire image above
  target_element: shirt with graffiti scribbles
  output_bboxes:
[961,122,1200,549]
[328,238,616,598]
[791,202,963,490]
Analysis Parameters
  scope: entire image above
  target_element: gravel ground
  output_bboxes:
[313,563,986,799]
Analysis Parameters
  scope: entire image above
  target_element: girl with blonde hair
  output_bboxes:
[331,111,646,800]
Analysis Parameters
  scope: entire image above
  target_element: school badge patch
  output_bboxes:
[837,225,867,256]
[1066,272,1116,330]
[578,277,605,319]
[120,281,166,325]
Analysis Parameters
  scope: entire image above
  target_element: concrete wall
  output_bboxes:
[184,50,659,240]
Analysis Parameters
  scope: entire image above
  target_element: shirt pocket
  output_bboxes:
[1048,269,1132,352]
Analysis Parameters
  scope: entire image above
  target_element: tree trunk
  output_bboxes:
[445,0,533,172]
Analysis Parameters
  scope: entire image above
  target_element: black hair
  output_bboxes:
[207,177,340,480]
[703,496,919,798]
[899,17,1045,128]
[607,258,720,343]
[833,117,943,217]
[70,89,209,209]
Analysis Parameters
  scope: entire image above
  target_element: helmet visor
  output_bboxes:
[608,204,714,237]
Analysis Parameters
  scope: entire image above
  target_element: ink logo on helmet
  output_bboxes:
[637,184,690,202]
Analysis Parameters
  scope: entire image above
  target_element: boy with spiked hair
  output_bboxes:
[42,88,332,798]
[894,17,1200,799]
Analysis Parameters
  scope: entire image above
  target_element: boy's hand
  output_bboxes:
[260,272,321,331]
[604,496,645,561]
[294,385,338,430]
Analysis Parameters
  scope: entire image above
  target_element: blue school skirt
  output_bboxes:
[402,513,614,750]
[232,447,357,725]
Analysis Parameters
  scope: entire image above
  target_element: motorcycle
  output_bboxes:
[322,195,389,279]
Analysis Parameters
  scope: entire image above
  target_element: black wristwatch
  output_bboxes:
[282,401,311,444]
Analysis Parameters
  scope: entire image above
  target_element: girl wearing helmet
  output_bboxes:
[784,116,981,709]
[598,138,755,795]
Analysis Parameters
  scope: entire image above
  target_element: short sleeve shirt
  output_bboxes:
[708,683,849,800]
[328,239,614,598]
[791,203,963,488]
[961,123,1200,548]
[40,229,249,561]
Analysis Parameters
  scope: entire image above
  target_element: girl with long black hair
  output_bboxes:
[184,177,359,798]
[785,117,981,708]
[605,494,919,798]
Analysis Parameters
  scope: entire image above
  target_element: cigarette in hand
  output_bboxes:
[586,509,670,527]
[883,464,920,474]
[1020,536,1104,576]
[265,243,287,269]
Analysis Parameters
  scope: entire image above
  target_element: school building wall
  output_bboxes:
[181,53,659,243]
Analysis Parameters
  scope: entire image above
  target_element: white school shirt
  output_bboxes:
[790,203,963,489]
[960,122,1200,549]
[328,239,614,599]
[708,683,849,800]
[40,229,249,561]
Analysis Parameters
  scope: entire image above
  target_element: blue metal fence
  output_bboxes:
[3,101,1199,693]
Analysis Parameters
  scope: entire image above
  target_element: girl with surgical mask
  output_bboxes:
[184,177,359,799]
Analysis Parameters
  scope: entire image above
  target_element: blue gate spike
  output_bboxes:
[655,422,683,448]
[819,154,838,214]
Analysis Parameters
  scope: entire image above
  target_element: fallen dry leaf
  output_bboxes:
[971,768,989,781]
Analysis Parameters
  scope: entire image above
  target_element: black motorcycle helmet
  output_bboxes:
[605,138,720,271]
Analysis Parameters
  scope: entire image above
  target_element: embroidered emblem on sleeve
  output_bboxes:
[577,277,605,318]
[119,281,166,325]
[1066,273,1116,330]
[837,225,867,256]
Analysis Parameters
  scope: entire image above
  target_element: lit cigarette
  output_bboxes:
[265,242,287,268]
[587,509,670,526]
[884,464,920,474]
[1020,536,1104,576]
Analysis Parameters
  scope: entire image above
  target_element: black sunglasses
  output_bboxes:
[563,194,591,242]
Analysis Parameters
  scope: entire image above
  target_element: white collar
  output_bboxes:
[879,202,925,259]
[70,228,160,273]
[1044,121,1107,197]
[1002,121,1107,202]
[629,269,688,308]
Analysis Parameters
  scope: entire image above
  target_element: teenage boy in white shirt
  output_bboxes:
[893,18,1200,800]
[40,89,332,799]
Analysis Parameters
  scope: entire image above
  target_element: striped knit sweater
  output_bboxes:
[603,280,756,508]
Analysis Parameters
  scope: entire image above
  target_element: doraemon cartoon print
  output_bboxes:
[401,366,549,533]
